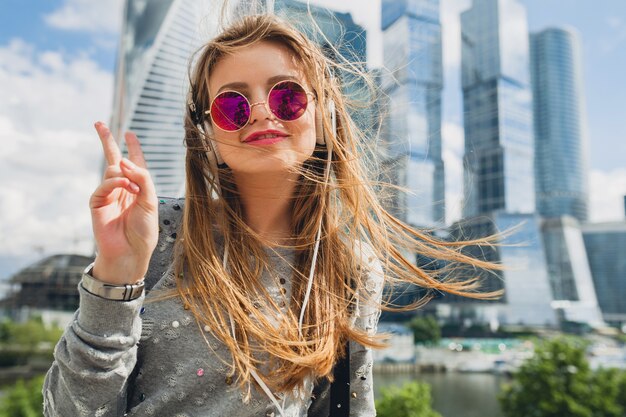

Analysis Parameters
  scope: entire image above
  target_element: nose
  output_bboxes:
[248,99,275,125]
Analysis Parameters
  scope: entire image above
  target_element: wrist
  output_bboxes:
[92,256,148,285]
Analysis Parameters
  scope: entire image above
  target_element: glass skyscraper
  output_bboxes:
[380,0,445,227]
[530,28,589,222]
[460,0,535,217]
[444,0,557,327]
[110,0,213,197]
[582,222,626,327]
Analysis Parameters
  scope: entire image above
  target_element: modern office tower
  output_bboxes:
[582,222,626,327]
[541,217,604,327]
[530,28,589,222]
[380,0,445,227]
[461,0,535,217]
[110,0,213,197]
[443,0,556,327]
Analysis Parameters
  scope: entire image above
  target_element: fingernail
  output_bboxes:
[129,182,140,192]
[121,158,135,170]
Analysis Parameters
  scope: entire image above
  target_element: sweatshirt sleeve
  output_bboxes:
[349,244,384,417]
[42,282,144,417]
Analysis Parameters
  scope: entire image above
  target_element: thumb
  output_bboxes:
[120,157,157,206]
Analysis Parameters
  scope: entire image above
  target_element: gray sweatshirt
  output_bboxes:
[42,197,383,417]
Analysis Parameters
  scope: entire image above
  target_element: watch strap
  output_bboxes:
[80,262,145,301]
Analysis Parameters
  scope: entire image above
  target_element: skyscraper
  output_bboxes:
[461,0,535,217]
[530,27,589,222]
[380,0,445,227]
[448,0,557,327]
[110,0,213,197]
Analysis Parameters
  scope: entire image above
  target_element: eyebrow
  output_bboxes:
[216,74,302,94]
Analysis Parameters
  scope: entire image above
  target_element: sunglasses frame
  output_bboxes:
[205,80,316,132]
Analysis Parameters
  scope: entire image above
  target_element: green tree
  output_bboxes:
[407,316,441,345]
[499,337,625,417]
[376,381,442,417]
[0,375,45,417]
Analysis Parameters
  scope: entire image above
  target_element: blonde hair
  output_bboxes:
[149,13,503,400]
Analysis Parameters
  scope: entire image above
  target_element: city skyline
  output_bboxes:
[0,0,625,278]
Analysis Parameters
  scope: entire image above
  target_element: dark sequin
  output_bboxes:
[173,204,181,211]
[279,278,286,285]
[140,393,146,401]
[163,219,170,225]
[140,307,146,314]
[171,232,177,239]
[225,376,233,385]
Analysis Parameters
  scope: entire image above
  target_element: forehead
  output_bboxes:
[208,40,308,95]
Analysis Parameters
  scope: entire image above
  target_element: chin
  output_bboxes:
[225,149,313,174]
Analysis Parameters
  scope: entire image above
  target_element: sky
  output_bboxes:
[1,0,625,280]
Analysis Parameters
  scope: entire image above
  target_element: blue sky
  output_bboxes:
[0,0,625,280]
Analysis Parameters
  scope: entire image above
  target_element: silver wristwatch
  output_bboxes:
[80,262,145,301]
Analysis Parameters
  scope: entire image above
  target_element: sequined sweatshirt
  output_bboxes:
[42,198,383,417]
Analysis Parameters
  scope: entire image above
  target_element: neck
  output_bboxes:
[232,171,299,247]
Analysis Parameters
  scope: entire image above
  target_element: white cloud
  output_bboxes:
[0,39,113,257]
[442,121,464,225]
[43,0,124,35]
[589,169,626,222]
[601,16,626,54]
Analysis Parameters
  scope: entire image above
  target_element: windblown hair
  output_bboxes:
[148,13,504,400]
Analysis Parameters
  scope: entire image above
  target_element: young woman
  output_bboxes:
[43,13,501,417]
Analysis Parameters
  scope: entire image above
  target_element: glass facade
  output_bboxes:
[443,213,557,327]
[380,0,445,227]
[110,0,211,197]
[582,222,626,325]
[541,216,604,326]
[530,28,589,221]
[460,0,535,217]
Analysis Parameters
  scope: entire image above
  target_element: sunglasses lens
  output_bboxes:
[210,92,250,131]
[268,81,308,121]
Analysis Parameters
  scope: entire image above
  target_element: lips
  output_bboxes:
[242,129,289,143]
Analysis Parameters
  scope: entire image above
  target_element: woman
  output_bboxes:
[43,13,501,417]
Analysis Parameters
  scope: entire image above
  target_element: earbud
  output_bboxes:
[315,99,336,153]
[200,121,226,167]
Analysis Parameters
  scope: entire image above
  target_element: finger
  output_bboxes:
[89,177,139,210]
[95,121,122,166]
[124,131,147,169]
[120,158,157,207]
[102,164,123,181]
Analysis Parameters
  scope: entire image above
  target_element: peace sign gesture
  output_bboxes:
[89,122,159,285]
